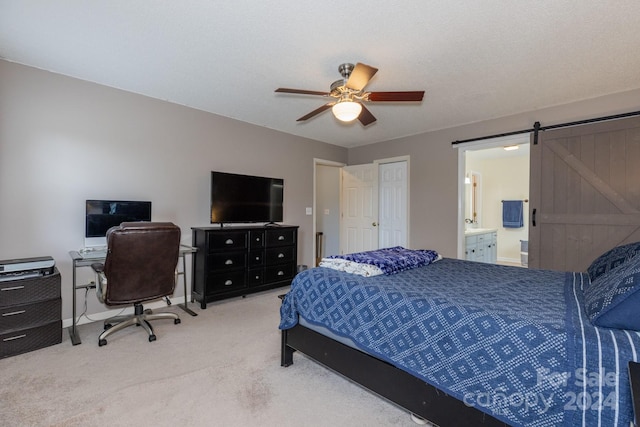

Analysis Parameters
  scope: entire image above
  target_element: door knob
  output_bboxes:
[372,222,378,227]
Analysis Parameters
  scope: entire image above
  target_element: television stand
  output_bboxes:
[191,225,298,308]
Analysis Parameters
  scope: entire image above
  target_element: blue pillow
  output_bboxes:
[584,255,640,331]
[587,241,640,282]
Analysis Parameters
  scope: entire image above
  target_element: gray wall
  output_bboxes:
[0,60,347,321]
[349,89,640,258]
[3,58,640,323]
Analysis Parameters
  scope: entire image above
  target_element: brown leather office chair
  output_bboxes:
[92,222,181,346]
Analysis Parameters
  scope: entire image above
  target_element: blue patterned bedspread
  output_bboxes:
[279,258,640,427]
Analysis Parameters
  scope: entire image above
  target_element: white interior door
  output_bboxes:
[341,164,379,254]
[378,161,408,248]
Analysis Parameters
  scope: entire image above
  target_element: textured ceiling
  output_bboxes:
[2,1,640,148]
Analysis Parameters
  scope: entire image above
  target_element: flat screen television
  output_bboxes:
[85,199,152,246]
[210,171,284,224]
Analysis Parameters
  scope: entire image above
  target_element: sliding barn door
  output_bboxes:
[529,116,640,272]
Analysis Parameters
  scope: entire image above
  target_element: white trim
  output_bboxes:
[374,155,411,165]
[313,158,346,265]
[457,150,466,259]
[451,134,530,151]
[497,256,524,265]
[456,135,530,259]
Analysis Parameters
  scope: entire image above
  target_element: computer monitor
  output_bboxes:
[84,199,152,247]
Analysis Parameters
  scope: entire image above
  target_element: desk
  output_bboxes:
[67,244,197,345]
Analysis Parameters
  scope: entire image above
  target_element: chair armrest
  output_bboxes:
[92,262,107,303]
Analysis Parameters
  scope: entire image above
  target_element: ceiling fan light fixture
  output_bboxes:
[332,100,362,122]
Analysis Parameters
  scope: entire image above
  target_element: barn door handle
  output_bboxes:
[532,208,537,227]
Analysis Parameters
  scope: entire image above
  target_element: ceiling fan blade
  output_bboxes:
[275,88,330,96]
[367,91,425,102]
[296,103,334,121]
[345,63,378,91]
[357,104,377,126]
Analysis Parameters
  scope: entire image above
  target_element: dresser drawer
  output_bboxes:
[265,229,296,247]
[207,252,247,271]
[249,230,264,249]
[205,272,247,295]
[0,298,61,333]
[207,231,247,252]
[0,271,60,307]
[0,320,62,359]
[248,268,264,286]
[249,249,264,267]
[265,246,295,264]
[265,263,295,282]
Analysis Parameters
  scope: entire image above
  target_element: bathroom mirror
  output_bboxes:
[465,170,482,228]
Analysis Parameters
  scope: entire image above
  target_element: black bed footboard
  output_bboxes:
[281,323,509,427]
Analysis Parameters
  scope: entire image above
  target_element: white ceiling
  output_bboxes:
[2,1,640,148]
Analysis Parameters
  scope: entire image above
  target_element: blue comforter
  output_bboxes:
[279,258,640,427]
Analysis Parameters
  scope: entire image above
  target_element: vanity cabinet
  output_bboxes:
[191,225,298,308]
[465,229,497,263]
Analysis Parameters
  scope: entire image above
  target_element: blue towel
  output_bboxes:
[502,200,524,228]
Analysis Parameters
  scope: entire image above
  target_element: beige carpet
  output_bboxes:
[0,288,417,426]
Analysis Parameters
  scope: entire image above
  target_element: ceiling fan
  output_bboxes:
[275,62,425,126]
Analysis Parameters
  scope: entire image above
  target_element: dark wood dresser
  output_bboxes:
[191,225,298,308]
[0,268,62,358]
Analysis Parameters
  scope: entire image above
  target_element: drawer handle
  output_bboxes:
[2,310,26,317]
[278,253,285,258]
[225,239,234,245]
[3,334,27,342]
[278,236,285,240]
[255,256,260,261]
[255,275,260,279]
[224,280,233,286]
[277,270,284,276]
[225,259,233,265]
[1,285,25,291]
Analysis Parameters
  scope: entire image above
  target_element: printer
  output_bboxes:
[0,256,56,282]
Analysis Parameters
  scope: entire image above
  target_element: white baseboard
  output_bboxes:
[62,299,172,329]
[497,256,525,266]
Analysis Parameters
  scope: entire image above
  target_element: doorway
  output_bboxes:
[314,159,344,266]
[314,157,409,263]
[457,135,530,265]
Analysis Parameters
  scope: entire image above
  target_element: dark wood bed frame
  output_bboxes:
[281,323,640,427]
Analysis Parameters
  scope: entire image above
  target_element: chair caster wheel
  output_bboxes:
[99,339,107,347]
[174,318,181,324]
[149,334,157,342]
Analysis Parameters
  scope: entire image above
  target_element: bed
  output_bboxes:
[279,246,640,427]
